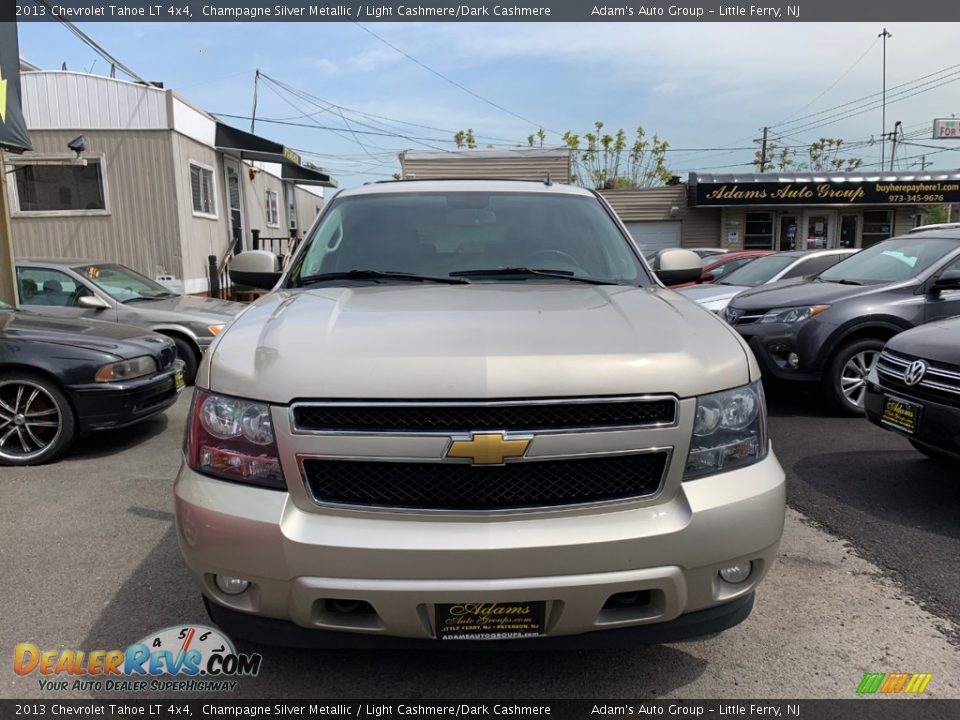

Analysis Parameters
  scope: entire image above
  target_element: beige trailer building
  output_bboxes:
[4,69,334,294]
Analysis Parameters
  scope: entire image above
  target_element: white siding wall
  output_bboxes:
[21,72,167,130]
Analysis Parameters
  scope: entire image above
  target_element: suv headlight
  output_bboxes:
[185,389,284,489]
[759,305,830,324]
[684,381,768,480]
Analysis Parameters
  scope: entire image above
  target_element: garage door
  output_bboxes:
[624,221,681,256]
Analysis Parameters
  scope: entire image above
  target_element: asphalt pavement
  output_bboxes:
[2,387,958,700]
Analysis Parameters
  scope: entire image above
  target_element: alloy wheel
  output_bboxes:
[0,380,63,462]
[839,350,880,408]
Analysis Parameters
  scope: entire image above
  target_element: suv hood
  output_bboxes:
[886,316,960,366]
[676,284,749,304]
[730,278,896,310]
[207,285,754,403]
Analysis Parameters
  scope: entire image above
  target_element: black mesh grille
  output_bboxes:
[292,399,676,433]
[302,453,668,510]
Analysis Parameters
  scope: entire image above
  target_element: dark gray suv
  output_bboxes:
[722,229,960,414]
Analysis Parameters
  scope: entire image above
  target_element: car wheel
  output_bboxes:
[825,338,884,416]
[0,373,76,466]
[170,336,200,385]
[908,439,954,465]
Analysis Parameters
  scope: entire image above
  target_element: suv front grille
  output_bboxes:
[877,351,960,407]
[291,397,677,433]
[301,452,669,510]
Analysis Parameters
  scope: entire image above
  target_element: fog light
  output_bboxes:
[215,575,250,595]
[787,352,799,368]
[719,562,752,584]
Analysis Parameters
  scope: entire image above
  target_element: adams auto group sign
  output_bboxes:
[693,179,960,206]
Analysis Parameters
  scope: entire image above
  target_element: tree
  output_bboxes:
[753,137,863,172]
[922,204,949,224]
[453,129,477,149]
[561,122,672,189]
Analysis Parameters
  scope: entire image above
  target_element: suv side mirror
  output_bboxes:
[931,270,960,295]
[229,251,282,290]
[655,249,703,286]
[78,295,110,310]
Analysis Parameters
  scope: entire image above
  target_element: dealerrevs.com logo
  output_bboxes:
[14,625,262,693]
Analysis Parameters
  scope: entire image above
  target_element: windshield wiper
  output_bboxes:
[298,270,467,286]
[121,292,177,303]
[449,267,621,286]
[829,278,864,286]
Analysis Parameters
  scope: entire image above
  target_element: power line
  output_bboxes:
[34,0,148,84]
[353,22,555,135]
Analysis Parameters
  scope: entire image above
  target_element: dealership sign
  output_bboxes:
[693,179,960,206]
[933,118,959,139]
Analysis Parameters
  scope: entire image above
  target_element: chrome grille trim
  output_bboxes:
[877,351,960,398]
[288,395,680,436]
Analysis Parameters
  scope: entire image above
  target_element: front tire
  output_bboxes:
[170,336,200,385]
[825,338,884,416]
[0,372,76,465]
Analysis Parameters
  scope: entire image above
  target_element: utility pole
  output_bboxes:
[888,121,902,171]
[754,126,770,171]
[250,69,260,134]
[879,28,892,169]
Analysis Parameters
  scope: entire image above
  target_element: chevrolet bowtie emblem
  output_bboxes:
[446,433,531,465]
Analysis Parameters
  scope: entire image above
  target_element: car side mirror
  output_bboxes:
[931,270,960,295]
[229,251,282,290]
[655,249,703,286]
[78,295,110,310]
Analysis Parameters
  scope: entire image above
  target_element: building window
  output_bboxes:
[285,184,297,230]
[12,160,106,214]
[862,210,893,248]
[190,162,217,217]
[265,190,280,228]
[744,212,774,249]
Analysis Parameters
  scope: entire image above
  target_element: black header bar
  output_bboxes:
[5,0,960,22]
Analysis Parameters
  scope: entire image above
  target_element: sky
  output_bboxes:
[16,20,960,189]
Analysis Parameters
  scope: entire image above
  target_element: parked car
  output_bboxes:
[15,260,245,384]
[677,249,857,312]
[864,315,960,463]
[671,251,773,290]
[645,246,729,270]
[0,301,184,465]
[722,229,960,415]
[175,179,785,648]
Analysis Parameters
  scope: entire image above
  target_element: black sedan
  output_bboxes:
[0,301,184,466]
[865,316,960,464]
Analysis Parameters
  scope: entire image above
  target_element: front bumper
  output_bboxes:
[732,321,824,383]
[68,362,184,434]
[865,383,960,459]
[174,451,785,644]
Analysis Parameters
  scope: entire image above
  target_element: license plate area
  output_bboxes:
[174,370,185,392]
[881,395,922,435]
[435,601,546,640]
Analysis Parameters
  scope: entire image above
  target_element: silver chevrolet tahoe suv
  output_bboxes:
[175,179,785,647]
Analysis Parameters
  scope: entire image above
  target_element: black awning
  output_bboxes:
[281,162,336,187]
[214,122,335,187]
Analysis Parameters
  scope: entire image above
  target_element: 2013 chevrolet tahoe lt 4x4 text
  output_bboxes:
[174,179,786,647]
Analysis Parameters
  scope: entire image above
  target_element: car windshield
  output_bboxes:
[818,237,960,284]
[72,264,177,303]
[288,191,649,287]
[716,254,797,287]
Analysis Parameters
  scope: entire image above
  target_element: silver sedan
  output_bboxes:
[15,259,245,383]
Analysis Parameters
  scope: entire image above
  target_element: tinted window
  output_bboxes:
[17,268,90,307]
[717,254,797,287]
[781,254,846,279]
[709,257,753,279]
[820,237,960,284]
[290,192,648,285]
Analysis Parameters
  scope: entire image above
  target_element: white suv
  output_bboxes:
[174,180,785,647]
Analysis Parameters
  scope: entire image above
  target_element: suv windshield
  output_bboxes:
[289,191,649,287]
[717,254,797,287]
[818,237,959,284]
[73,264,177,303]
